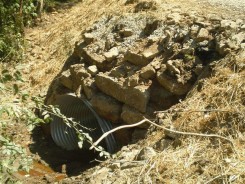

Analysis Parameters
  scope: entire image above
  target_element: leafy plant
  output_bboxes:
[0,68,42,182]
[0,0,37,62]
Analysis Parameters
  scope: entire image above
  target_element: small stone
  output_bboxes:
[153,139,173,151]
[121,105,150,128]
[91,93,122,122]
[82,47,106,69]
[194,64,204,75]
[82,78,97,99]
[109,163,120,171]
[70,64,91,80]
[208,14,221,21]
[126,75,139,87]
[135,147,156,161]
[124,50,149,66]
[59,70,73,90]
[83,33,95,44]
[196,28,209,42]
[140,65,155,79]
[87,65,98,76]
[190,25,199,38]
[166,60,181,74]
[120,28,134,37]
[104,47,119,61]
[220,20,237,30]
[232,32,245,45]
[157,69,193,95]
[166,13,182,24]
[241,24,245,31]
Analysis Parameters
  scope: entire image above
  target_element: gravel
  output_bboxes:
[206,0,245,11]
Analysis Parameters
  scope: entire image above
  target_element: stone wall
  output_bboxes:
[46,12,244,128]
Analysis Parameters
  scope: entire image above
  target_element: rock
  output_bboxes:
[241,24,245,31]
[208,14,222,21]
[70,64,91,80]
[194,64,204,75]
[196,28,209,42]
[153,138,173,151]
[124,50,149,66]
[190,25,199,38]
[95,73,150,112]
[83,33,95,44]
[140,65,156,79]
[119,146,139,161]
[166,13,182,24]
[121,105,150,128]
[150,82,178,109]
[119,28,134,37]
[110,66,126,78]
[135,147,156,161]
[220,20,238,30]
[105,34,116,50]
[232,32,245,46]
[124,41,161,66]
[125,75,139,87]
[82,47,106,69]
[70,64,91,90]
[82,78,97,99]
[59,70,73,90]
[142,42,162,59]
[109,163,120,171]
[166,60,181,75]
[91,93,122,122]
[216,37,231,56]
[104,47,119,61]
[151,58,161,70]
[157,69,193,95]
[87,65,98,76]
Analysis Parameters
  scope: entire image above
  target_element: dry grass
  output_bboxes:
[24,0,133,95]
[140,51,245,183]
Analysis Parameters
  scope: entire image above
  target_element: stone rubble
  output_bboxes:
[47,11,244,129]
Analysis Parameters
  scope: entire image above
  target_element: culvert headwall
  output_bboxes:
[45,13,244,152]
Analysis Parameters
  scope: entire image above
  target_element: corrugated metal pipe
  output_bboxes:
[50,94,117,154]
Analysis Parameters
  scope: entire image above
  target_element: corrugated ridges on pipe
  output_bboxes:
[50,94,117,153]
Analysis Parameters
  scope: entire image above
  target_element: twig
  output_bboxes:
[155,109,231,114]
[90,117,235,150]
[204,174,227,184]
[90,119,148,150]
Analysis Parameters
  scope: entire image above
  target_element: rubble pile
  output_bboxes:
[47,12,244,129]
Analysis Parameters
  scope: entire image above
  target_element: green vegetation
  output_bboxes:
[0,0,78,62]
[0,0,37,62]
[0,68,40,182]
[0,0,82,182]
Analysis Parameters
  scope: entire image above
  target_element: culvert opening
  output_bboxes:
[34,12,244,176]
